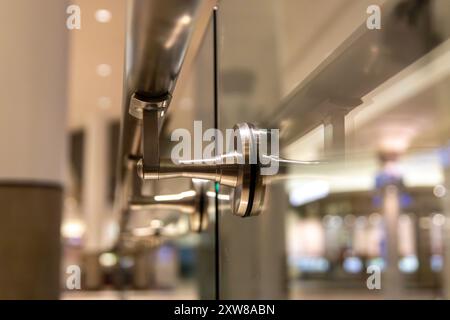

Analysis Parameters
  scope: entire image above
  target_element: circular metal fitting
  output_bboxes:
[229,123,266,217]
[129,93,170,119]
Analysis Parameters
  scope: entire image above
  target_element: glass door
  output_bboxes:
[217,0,450,299]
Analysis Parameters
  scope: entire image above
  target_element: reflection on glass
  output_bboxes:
[219,0,450,299]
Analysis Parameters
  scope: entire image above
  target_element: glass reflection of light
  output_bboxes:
[433,184,446,198]
[132,217,190,238]
[95,9,112,23]
[343,257,363,274]
[292,257,329,273]
[398,255,419,273]
[206,191,230,200]
[289,180,329,207]
[432,213,445,227]
[62,219,85,239]
[99,252,117,268]
[154,190,196,202]
[192,178,208,184]
[164,14,192,49]
[96,63,112,77]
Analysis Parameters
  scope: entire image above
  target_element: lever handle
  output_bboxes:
[137,123,267,217]
[129,191,198,214]
[137,159,240,188]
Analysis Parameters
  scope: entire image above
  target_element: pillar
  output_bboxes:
[382,185,403,298]
[0,0,69,299]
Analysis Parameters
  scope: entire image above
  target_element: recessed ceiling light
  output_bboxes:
[95,9,112,23]
[98,96,112,109]
[96,64,112,77]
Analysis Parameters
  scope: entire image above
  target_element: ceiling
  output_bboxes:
[68,0,126,129]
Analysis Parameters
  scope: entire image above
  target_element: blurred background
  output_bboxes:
[2,0,450,300]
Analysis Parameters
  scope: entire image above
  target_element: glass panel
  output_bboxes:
[218,0,450,299]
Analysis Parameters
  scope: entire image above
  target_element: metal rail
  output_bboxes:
[113,0,216,244]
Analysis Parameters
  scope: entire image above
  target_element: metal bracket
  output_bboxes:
[136,122,267,217]
[129,93,171,178]
[130,91,267,217]
[128,180,209,235]
[129,93,171,120]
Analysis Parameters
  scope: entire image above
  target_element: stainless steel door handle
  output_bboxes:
[137,122,266,217]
